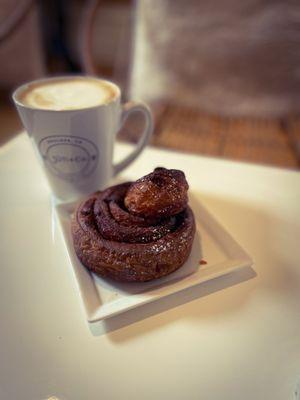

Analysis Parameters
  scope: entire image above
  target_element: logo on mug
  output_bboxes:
[39,135,99,181]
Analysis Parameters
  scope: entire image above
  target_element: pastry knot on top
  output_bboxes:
[124,167,189,219]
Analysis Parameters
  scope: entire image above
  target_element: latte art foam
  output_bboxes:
[19,78,118,110]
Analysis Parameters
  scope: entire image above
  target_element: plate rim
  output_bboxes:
[55,198,253,322]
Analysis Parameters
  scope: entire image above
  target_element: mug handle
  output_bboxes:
[113,101,153,176]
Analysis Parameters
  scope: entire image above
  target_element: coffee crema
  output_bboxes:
[18,77,118,110]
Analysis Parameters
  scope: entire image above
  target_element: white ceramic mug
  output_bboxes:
[13,76,153,201]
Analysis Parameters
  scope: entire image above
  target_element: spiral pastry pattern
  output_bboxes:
[72,169,195,282]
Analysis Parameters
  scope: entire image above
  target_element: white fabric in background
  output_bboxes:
[130,0,300,117]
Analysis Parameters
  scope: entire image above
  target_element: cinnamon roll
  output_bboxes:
[72,168,195,282]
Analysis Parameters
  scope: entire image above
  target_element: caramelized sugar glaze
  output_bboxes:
[72,168,195,282]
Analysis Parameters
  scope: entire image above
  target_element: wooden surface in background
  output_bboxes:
[119,103,300,169]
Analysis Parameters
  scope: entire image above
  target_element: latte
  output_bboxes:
[18,77,118,110]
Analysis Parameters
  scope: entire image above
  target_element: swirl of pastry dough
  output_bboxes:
[72,169,195,282]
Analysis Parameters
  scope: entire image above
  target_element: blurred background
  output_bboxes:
[1,0,300,168]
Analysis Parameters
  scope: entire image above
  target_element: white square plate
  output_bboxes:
[56,193,253,322]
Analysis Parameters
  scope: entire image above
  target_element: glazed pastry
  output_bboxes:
[72,168,195,282]
[124,167,189,219]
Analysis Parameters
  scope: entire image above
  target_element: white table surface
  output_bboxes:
[1,133,300,400]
